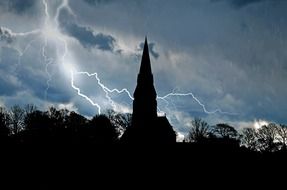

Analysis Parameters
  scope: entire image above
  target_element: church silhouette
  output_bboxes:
[121,38,176,143]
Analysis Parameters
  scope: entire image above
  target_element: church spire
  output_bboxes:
[139,37,152,75]
[120,37,176,143]
[132,37,157,125]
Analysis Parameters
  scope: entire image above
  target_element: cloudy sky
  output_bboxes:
[0,0,287,136]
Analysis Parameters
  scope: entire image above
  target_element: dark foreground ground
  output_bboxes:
[1,143,286,188]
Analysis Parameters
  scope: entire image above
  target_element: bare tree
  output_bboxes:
[48,107,69,127]
[212,123,238,139]
[24,104,37,116]
[186,118,210,143]
[105,109,132,136]
[0,107,10,137]
[9,105,25,134]
[276,124,287,150]
[256,123,278,152]
[241,128,257,151]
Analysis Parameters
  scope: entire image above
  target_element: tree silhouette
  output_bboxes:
[9,105,25,134]
[23,110,53,143]
[105,109,132,137]
[186,118,210,143]
[24,104,37,116]
[212,123,238,139]
[66,111,88,132]
[48,107,69,128]
[0,107,10,141]
[89,114,119,144]
[241,128,258,151]
[1,103,287,157]
[65,111,89,143]
[24,110,50,131]
[256,123,278,152]
[275,124,287,151]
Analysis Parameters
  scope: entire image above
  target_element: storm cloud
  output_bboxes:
[0,27,14,44]
[0,0,287,135]
[0,0,36,14]
[59,10,116,52]
[212,0,276,8]
[84,0,114,5]
[63,22,116,51]
[231,0,270,8]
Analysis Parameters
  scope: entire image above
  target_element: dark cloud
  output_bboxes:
[211,0,272,8]
[64,22,116,51]
[139,42,159,59]
[43,87,73,104]
[0,27,14,44]
[84,0,114,5]
[231,0,267,8]
[0,0,36,14]
[59,10,116,52]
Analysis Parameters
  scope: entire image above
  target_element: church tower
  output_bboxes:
[132,37,158,127]
[121,38,176,143]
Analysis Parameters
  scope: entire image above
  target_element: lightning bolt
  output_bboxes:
[14,38,38,73]
[157,92,238,115]
[41,29,53,100]
[70,70,237,116]
[70,70,102,113]
[54,0,75,26]
[41,0,70,101]
[1,0,71,102]
[42,0,54,101]
[42,0,126,113]
[71,70,134,114]
[1,0,237,121]
[0,26,40,74]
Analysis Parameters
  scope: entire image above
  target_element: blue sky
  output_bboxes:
[0,0,287,136]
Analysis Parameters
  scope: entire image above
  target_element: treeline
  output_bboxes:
[0,104,287,154]
[0,104,131,144]
[184,118,287,153]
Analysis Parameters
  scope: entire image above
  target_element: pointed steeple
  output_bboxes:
[139,37,152,75]
[132,37,157,126]
[120,37,177,144]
